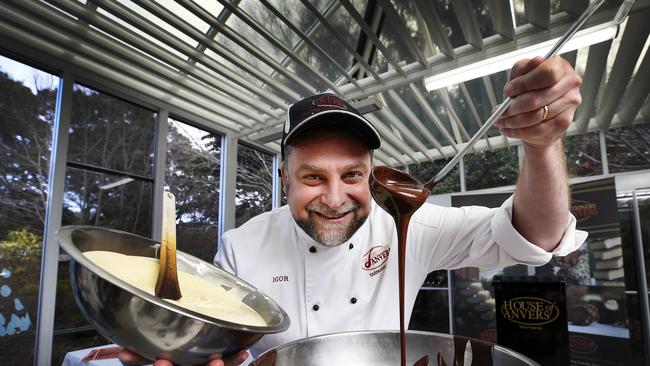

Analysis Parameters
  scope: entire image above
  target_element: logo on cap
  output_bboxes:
[312,95,347,109]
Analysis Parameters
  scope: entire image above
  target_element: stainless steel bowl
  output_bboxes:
[254,330,539,365]
[57,225,290,365]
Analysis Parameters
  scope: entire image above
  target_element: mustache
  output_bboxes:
[306,201,360,218]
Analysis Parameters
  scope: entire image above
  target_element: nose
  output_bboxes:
[320,180,347,209]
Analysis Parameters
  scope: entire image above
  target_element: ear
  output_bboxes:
[280,165,288,195]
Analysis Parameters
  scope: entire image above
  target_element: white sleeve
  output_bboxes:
[413,195,588,270]
[214,231,237,275]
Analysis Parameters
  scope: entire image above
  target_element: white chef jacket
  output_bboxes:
[215,196,586,357]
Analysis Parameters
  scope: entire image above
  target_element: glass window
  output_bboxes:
[606,123,650,174]
[166,118,221,262]
[54,84,157,363]
[409,159,461,195]
[564,132,603,177]
[464,146,519,191]
[235,144,274,227]
[0,55,58,366]
[67,84,156,178]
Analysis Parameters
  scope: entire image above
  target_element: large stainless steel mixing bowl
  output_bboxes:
[253,330,539,365]
[57,225,290,365]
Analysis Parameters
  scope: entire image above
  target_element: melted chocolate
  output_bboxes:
[413,355,430,366]
[370,166,432,366]
[251,350,277,366]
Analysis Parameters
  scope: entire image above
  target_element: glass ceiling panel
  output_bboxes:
[96,7,190,63]
[395,84,448,146]
[113,0,200,48]
[550,0,563,15]
[424,90,456,141]
[446,84,480,137]
[377,19,415,73]
[220,1,297,66]
[387,0,431,56]
[195,1,225,27]
[431,0,467,49]
[156,0,212,34]
[237,0,299,54]
[469,0,498,39]
[512,0,529,28]
[462,77,500,137]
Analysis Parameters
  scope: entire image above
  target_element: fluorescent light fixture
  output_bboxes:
[424,25,617,92]
[99,177,134,190]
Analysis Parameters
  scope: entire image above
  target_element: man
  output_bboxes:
[121,56,586,366]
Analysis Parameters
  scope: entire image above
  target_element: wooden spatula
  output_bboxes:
[155,192,182,300]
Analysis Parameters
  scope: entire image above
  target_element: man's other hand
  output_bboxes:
[496,56,582,147]
[118,349,249,366]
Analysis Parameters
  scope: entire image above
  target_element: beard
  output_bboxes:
[294,200,369,247]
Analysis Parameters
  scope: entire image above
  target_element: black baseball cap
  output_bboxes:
[281,93,381,158]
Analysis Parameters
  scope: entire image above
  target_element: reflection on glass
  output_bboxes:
[409,287,450,334]
[564,132,603,177]
[166,118,221,262]
[62,167,153,237]
[235,145,274,227]
[68,84,156,178]
[464,146,518,191]
[606,123,650,174]
[0,55,58,366]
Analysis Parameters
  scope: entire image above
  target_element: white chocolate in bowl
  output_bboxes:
[83,250,267,327]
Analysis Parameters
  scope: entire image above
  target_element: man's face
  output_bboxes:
[282,133,372,247]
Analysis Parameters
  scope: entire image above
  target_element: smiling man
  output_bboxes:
[124,56,587,366]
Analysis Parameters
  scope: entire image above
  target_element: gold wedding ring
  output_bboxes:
[542,105,549,121]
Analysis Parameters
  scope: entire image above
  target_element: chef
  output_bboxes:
[121,56,587,366]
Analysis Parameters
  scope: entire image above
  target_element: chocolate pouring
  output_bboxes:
[368,2,632,364]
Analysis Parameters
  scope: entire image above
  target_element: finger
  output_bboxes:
[502,71,581,118]
[496,88,581,130]
[504,56,570,98]
[500,108,574,146]
[508,56,544,82]
[118,350,152,365]
[153,360,174,366]
[225,351,250,366]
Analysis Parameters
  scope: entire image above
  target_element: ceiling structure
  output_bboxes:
[1,0,649,167]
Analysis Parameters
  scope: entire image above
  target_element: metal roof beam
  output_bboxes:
[386,89,448,158]
[258,0,361,89]
[375,0,430,66]
[4,0,258,129]
[437,88,471,142]
[561,50,577,67]
[450,0,484,49]
[575,40,611,132]
[189,0,239,61]
[618,47,650,125]
[43,0,287,114]
[409,84,459,149]
[414,0,455,58]
[596,8,650,129]
[340,8,619,99]
[481,75,509,146]
[172,0,316,96]
[0,8,243,132]
[378,106,436,161]
[298,0,383,82]
[339,0,407,77]
[365,113,420,164]
[214,0,342,94]
[524,0,551,30]
[486,0,515,40]
[459,83,493,150]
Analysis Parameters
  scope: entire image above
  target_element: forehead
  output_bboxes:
[286,133,372,170]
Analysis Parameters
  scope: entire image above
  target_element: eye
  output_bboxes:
[343,171,363,180]
[302,174,322,185]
